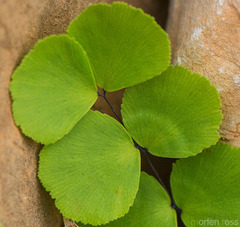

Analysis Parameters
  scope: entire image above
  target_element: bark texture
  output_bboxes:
[0,0,166,226]
[167,0,240,147]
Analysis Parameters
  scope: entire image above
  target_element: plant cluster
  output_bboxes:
[10,2,240,227]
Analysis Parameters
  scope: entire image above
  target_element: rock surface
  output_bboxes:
[167,0,240,146]
[0,0,166,226]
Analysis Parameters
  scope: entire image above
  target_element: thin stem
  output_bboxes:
[135,144,181,213]
[98,89,182,214]
[135,145,169,194]
[97,89,123,123]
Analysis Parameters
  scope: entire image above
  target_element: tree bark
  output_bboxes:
[167,0,240,147]
[0,0,168,226]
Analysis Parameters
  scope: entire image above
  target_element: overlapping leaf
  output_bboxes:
[80,172,177,227]
[38,110,140,225]
[67,2,170,91]
[121,66,222,158]
[10,35,97,144]
[171,141,240,226]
